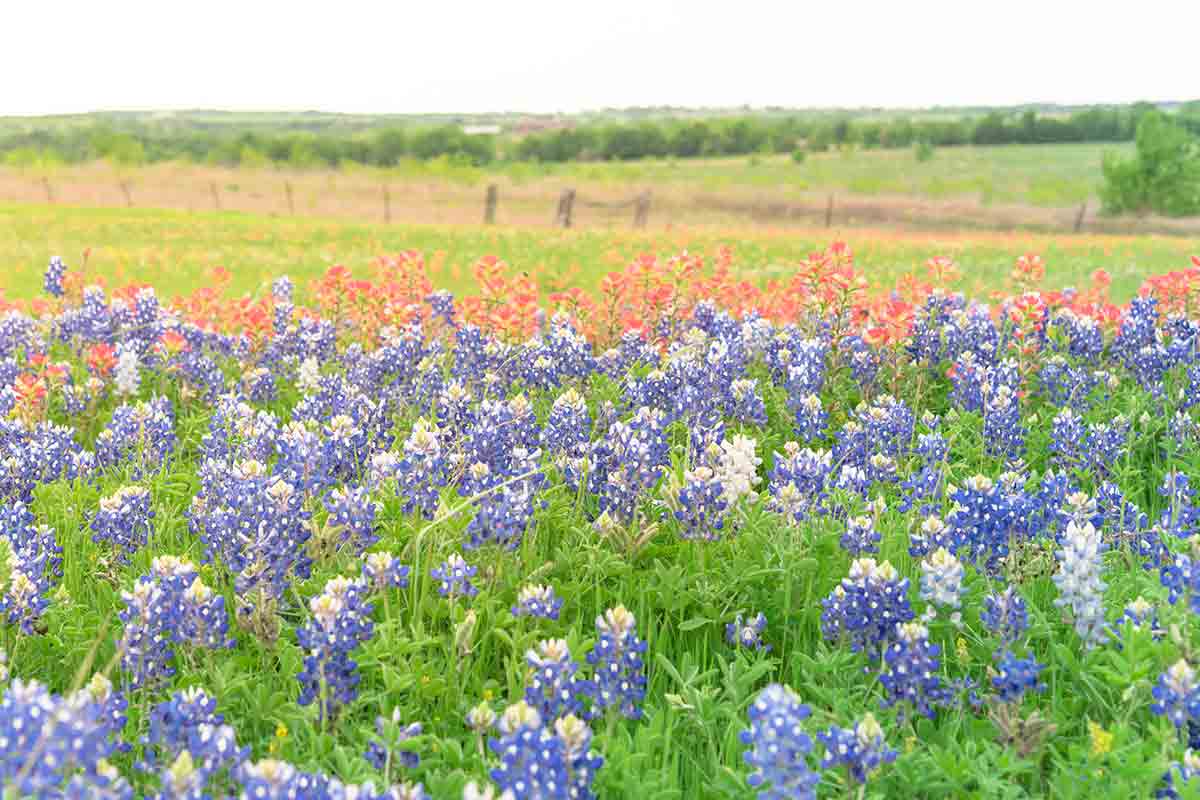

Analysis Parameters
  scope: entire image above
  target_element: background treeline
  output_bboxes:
[2,102,1197,170]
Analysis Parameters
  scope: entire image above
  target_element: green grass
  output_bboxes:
[1,202,1193,305]
[389,142,1130,208]
[2,201,1199,798]
[7,321,1195,798]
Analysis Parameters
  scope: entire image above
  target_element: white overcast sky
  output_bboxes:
[3,0,1196,115]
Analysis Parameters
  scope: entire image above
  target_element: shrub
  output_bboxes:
[1101,111,1200,216]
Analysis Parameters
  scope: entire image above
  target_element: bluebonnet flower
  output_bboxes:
[297,576,376,722]
[118,556,232,688]
[1052,520,1108,647]
[201,395,280,464]
[946,475,1015,576]
[672,466,729,542]
[0,501,62,634]
[880,621,949,719]
[991,651,1046,703]
[740,683,819,800]
[96,396,177,476]
[584,605,647,720]
[91,485,154,563]
[981,587,1030,646]
[362,552,411,593]
[393,419,447,519]
[271,275,294,303]
[908,514,956,558]
[793,393,827,442]
[727,613,771,651]
[543,388,592,458]
[525,638,586,723]
[1152,660,1200,730]
[431,553,479,600]
[321,485,382,557]
[83,673,129,752]
[983,383,1025,461]
[1158,750,1200,800]
[1049,408,1086,470]
[841,515,880,556]
[728,378,768,427]
[0,678,133,798]
[512,584,563,620]
[919,548,965,611]
[44,256,67,297]
[463,446,546,552]
[590,406,670,524]
[821,558,914,657]
[817,713,897,786]
[1114,596,1163,639]
[189,460,313,631]
[488,702,603,800]
[139,687,248,783]
[767,443,832,525]
[234,758,410,799]
[243,366,277,404]
[1086,415,1130,477]
[365,709,422,773]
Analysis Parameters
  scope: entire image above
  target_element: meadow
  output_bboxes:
[9,142,1199,239]
[2,205,1200,799]
[1,203,1197,304]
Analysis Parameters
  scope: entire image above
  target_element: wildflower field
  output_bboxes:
[4,225,1200,799]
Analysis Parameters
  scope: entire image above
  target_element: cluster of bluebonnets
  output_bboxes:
[3,253,1200,797]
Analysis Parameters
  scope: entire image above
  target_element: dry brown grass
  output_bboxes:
[2,162,1198,237]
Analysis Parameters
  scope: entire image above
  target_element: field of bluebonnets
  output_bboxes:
[5,242,1200,799]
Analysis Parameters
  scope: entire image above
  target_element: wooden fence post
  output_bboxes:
[382,185,392,223]
[41,177,54,204]
[1073,201,1087,233]
[633,191,651,228]
[285,181,295,215]
[555,188,576,228]
[210,181,221,210]
[484,184,498,224]
[119,181,133,208]
[824,194,834,227]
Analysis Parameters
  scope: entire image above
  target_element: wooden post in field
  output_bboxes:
[382,185,392,223]
[484,184,498,224]
[824,194,834,227]
[285,181,295,215]
[119,181,133,207]
[41,177,54,204]
[1073,201,1087,233]
[210,181,221,211]
[555,188,576,228]
[633,191,652,228]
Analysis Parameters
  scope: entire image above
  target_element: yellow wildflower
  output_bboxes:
[1088,721,1113,758]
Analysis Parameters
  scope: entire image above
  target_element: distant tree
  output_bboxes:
[1101,111,1200,216]
[669,121,711,158]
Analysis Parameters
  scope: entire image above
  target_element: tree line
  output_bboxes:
[3,103,1197,171]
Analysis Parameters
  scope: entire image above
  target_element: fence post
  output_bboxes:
[633,191,651,228]
[285,181,295,215]
[484,184,498,224]
[210,181,221,211]
[1073,201,1087,233]
[556,188,576,228]
[824,194,834,227]
[382,185,392,223]
[41,177,54,204]
[119,181,133,208]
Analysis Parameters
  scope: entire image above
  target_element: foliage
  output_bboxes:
[1101,112,1200,217]
[0,241,1199,798]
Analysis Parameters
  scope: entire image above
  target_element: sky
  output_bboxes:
[3,0,1197,115]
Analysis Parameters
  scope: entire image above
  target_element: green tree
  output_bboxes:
[1101,111,1200,216]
